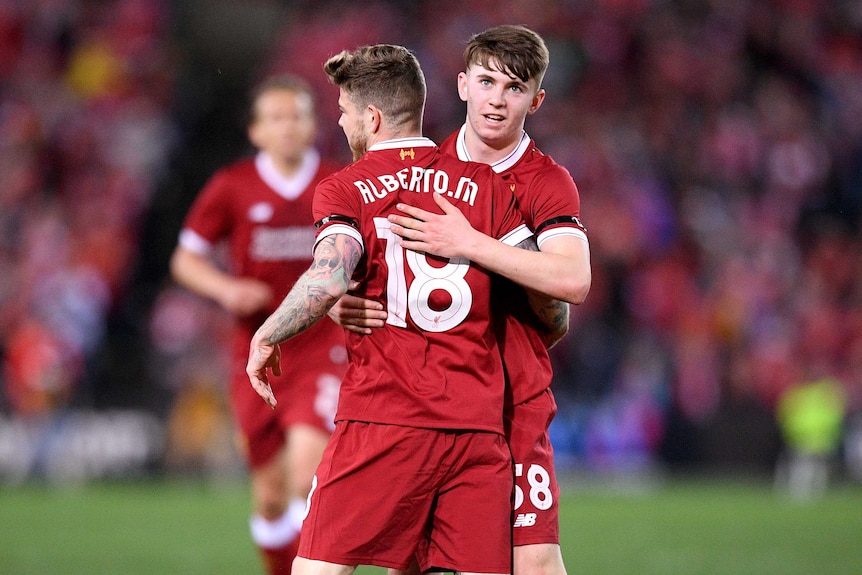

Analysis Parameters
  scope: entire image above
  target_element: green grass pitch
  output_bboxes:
[1,477,860,574]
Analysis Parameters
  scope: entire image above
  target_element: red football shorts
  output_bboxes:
[505,388,561,546]
[230,335,346,469]
[299,421,513,573]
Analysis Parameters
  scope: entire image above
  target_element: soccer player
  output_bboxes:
[331,25,591,575]
[247,44,531,575]
[169,75,347,575]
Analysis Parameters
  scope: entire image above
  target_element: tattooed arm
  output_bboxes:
[247,233,362,408]
[527,290,570,349]
[514,236,570,349]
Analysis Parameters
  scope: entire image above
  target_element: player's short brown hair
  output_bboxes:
[324,44,426,132]
[247,74,316,124]
[464,25,550,90]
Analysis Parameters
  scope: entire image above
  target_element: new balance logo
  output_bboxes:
[513,513,537,527]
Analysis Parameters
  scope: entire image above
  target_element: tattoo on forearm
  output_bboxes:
[515,235,567,334]
[262,235,361,344]
[534,298,569,335]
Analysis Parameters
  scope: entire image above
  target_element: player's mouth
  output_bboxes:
[484,114,505,123]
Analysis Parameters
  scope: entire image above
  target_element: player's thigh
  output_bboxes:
[300,422,444,568]
[293,556,356,575]
[420,432,513,574]
[386,557,420,575]
[285,422,330,496]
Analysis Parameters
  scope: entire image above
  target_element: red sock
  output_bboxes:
[259,537,300,575]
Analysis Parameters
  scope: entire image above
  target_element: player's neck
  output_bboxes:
[463,128,520,165]
[269,154,304,178]
[372,127,422,147]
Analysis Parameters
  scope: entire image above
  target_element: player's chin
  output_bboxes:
[477,123,511,144]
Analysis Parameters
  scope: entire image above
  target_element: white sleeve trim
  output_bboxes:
[313,223,364,254]
[178,229,213,255]
[537,227,589,250]
[499,224,534,247]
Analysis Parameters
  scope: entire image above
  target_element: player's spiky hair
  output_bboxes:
[464,24,550,90]
[324,44,426,132]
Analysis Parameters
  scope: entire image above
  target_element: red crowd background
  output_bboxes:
[1,0,860,478]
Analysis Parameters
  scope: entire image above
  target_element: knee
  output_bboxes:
[257,498,286,520]
[252,475,288,519]
[513,544,566,575]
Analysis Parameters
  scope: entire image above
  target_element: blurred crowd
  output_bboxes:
[2,0,862,477]
[0,0,178,416]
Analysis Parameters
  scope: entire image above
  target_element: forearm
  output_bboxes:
[463,232,591,304]
[255,272,344,345]
[169,247,232,302]
[255,233,358,345]
[388,194,591,303]
[525,290,570,349]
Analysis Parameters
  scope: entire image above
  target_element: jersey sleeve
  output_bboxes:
[178,169,234,255]
[312,175,364,252]
[526,165,588,248]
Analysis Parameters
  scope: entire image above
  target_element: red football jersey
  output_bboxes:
[178,149,345,348]
[442,126,588,405]
[313,137,531,433]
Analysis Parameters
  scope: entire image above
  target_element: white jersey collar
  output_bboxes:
[455,124,531,174]
[255,149,320,201]
[369,137,436,151]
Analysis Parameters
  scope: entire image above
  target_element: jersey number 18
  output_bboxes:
[375,217,472,332]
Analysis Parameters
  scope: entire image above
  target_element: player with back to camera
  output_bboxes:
[170,75,346,575]
[247,43,534,575]
[330,25,591,575]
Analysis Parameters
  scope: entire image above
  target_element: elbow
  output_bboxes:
[169,248,195,287]
[168,250,183,282]
[571,280,591,305]
[562,271,591,305]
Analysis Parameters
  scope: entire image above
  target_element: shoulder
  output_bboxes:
[317,158,345,179]
[518,146,578,190]
[206,156,257,186]
[316,162,361,197]
[219,156,256,176]
[321,159,362,182]
[524,142,572,174]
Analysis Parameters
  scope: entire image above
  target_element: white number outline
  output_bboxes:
[374,217,472,332]
[514,463,553,511]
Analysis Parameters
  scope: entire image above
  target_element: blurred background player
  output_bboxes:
[248,43,531,575]
[170,75,347,575]
[774,372,846,500]
[332,25,590,575]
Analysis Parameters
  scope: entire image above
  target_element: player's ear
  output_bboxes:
[457,72,468,102]
[528,88,546,115]
[367,105,382,133]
